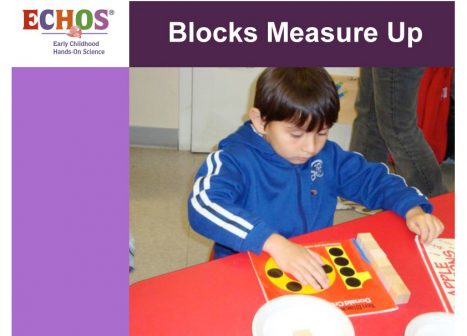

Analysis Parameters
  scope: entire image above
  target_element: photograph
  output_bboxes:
[129,66,455,335]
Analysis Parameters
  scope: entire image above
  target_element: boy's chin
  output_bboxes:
[289,158,310,164]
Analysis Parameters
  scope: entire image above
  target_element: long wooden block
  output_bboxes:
[382,273,411,305]
[366,248,389,265]
[357,232,375,242]
[372,255,392,268]
[375,265,411,304]
[357,233,379,249]
[356,234,381,262]
[356,232,411,305]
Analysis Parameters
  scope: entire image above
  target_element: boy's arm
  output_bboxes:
[405,206,444,244]
[188,150,275,254]
[334,144,432,218]
[333,144,444,243]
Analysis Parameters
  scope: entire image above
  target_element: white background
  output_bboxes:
[6,1,129,67]
[1,1,465,335]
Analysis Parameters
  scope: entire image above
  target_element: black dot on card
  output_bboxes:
[322,264,333,273]
[329,248,344,256]
[345,277,361,287]
[334,257,349,266]
[267,268,283,278]
[286,281,303,292]
[339,267,355,276]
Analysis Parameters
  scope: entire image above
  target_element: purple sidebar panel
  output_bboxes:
[12,68,129,336]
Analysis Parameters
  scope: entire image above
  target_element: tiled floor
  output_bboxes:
[129,147,455,285]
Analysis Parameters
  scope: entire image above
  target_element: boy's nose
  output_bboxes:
[302,136,316,155]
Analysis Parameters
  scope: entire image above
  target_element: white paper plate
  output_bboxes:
[252,295,355,336]
[405,312,455,336]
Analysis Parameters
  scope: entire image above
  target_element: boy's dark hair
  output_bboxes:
[254,68,340,132]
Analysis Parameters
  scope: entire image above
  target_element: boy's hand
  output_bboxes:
[263,233,330,290]
[405,206,444,244]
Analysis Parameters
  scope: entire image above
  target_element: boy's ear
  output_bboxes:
[249,108,266,134]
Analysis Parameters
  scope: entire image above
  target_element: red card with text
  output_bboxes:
[249,239,397,316]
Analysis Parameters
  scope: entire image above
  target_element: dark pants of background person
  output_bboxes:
[349,67,446,197]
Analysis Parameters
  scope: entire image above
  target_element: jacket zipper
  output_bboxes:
[295,166,308,233]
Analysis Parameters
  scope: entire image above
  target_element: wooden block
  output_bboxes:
[356,233,381,260]
[366,248,387,263]
[375,264,396,277]
[356,233,411,305]
[387,275,411,304]
[374,266,411,304]
[357,232,374,242]
[357,233,380,249]
[372,256,392,269]
[374,265,395,287]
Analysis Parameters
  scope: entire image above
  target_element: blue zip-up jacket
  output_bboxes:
[188,121,432,259]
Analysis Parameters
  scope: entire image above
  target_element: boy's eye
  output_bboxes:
[290,133,303,138]
[318,130,329,136]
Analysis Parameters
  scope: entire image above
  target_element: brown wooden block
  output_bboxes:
[374,265,395,286]
[356,233,411,305]
[356,233,382,262]
[357,232,374,242]
[366,248,387,263]
[372,255,392,268]
[357,233,380,249]
[375,267,411,304]
[388,277,411,304]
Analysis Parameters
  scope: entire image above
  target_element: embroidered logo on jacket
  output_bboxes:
[310,159,324,181]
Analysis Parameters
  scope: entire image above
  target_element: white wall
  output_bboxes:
[130,68,179,129]
[188,67,359,152]
[325,67,358,76]
[129,67,359,150]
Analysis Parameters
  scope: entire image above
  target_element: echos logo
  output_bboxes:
[23,9,111,31]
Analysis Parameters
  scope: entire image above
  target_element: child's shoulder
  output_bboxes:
[219,140,251,155]
[320,140,344,157]
[216,141,257,164]
[322,140,362,157]
[319,141,368,167]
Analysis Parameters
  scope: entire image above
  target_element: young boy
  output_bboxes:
[188,68,444,290]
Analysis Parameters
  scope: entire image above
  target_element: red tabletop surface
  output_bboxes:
[130,193,454,335]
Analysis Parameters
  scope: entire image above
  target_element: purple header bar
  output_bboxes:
[130,1,454,67]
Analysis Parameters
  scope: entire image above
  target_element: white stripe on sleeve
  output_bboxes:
[191,195,247,239]
[191,150,254,238]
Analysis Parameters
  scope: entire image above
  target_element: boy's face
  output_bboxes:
[264,120,329,164]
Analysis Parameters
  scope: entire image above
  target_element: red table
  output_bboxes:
[130,193,454,335]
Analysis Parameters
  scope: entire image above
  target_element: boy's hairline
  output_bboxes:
[259,112,333,132]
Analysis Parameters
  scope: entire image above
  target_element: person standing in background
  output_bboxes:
[349,67,447,197]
